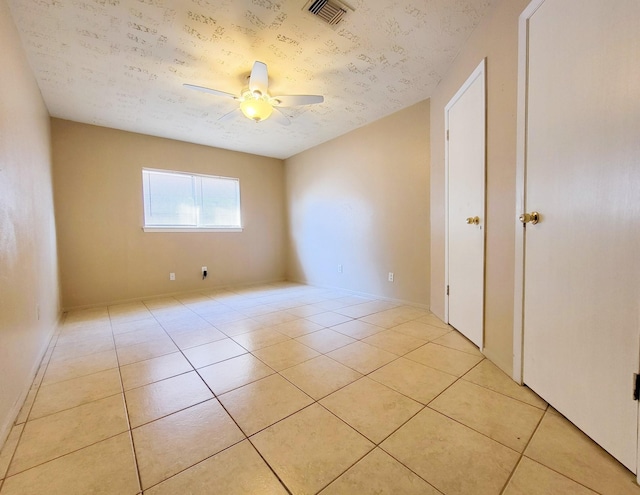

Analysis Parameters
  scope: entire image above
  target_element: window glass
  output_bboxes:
[142,169,241,230]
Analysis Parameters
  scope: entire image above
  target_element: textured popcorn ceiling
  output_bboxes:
[8,0,494,159]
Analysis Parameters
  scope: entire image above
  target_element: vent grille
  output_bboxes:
[308,0,347,25]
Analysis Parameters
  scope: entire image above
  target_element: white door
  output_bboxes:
[446,60,486,349]
[520,0,640,472]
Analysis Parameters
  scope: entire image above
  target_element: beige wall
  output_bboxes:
[52,120,286,309]
[285,100,430,305]
[0,1,60,445]
[430,0,530,374]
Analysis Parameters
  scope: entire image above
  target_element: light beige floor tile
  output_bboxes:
[381,407,519,495]
[49,336,115,362]
[320,447,439,495]
[111,317,162,335]
[306,311,353,327]
[333,300,397,319]
[362,330,427,355]
[280,355,363,400]
[503,457,598,495]
[327,341,398,374]
[41,349,118,385]
[392,320,451,341]
[204,310,250,326]
[360,306,426,328]
[55,327,112,346]
[369,357,457,404]
[252,310,298,327]
[113,326,168,348]
[198,353,275,395]
[286,304,326,317]
[331,319,386,339]
[182,338,247,368]
[133,399,244,490]
[153,309,198,323]
[295,328,356,353]
[158,316,212,334]
[432,330,483,356]
[189,303,234,318]
[0,424,24,480]
[116,337,179,366]
[108,301,151,321]
[429,380,544,452]
[320,377,422,443]
[0,433,139,495]
[29,368,122,420]
[214,318,264,336]
[64,307,110,324]
[462,359,547,409]
[125,371,213,427]
[120,352,193,390]
[252,340,319,371]
[312,299,353,311]
[405,343,483,377]
[166,325,227,349]
[268,318,324,338]
[416,313,450,329]
[218,374,313,436]
[525,411,640,495]
[332,295,372,306]
[144,440,287,495]
[231,327,290,351]
[8,394,128,475]
[252,403,374,495]
[241,304,279,318]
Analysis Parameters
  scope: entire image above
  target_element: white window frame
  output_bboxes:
[142,168,243,232]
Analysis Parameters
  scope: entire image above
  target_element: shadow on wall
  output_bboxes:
[288,176,388,298]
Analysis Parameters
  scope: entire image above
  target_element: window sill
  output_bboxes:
[142,227,243,233]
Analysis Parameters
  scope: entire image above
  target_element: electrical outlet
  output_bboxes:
[169,272,175,281]
[338,264,343,273]
[202,266,208,280]
[388,272,394,282]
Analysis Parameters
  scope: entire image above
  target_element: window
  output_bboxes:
[142,169,242,232]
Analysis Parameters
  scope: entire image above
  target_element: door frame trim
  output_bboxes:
[444,58,486,350]
[512,0,545,386]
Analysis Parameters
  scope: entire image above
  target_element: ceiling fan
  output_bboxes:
[184,61,324,126]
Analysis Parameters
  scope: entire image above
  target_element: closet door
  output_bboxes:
[520,0,640,472]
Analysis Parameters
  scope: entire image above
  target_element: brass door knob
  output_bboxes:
[519,211,540,224]
[466,216,480,225]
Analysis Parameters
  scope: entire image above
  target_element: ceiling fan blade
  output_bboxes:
[270,107,291,126]
[183,83,237,99]
[217,108,242,122]
[272,95,324,107]
[249,61,269,96]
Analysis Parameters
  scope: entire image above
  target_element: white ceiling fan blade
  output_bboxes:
[217,108,242,122]
[249,61,269,96]
[270,107,291,126]
[183,83,237,99]
[272,94,324,107]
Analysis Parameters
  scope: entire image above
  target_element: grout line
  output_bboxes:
[108,309,144,494]
[497,404,549,495]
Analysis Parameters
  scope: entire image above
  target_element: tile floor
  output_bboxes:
[0,282,638,494]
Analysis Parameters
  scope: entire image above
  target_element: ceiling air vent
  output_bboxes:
[306,0,350,26]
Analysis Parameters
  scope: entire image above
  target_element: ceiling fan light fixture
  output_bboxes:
[239,91,273,122]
